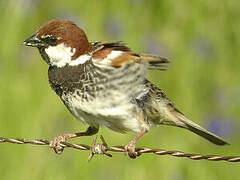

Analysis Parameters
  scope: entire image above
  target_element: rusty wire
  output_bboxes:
[0,135,239,162]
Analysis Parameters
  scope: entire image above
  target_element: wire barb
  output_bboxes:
[87,136,112,162]
[0,136,239,162]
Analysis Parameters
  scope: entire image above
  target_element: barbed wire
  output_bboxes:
[0,135,239,162]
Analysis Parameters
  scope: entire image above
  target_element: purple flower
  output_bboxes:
[206,116,237,138]
[192,37,215,60]
[141,33,169,57]
[104,17,124,39]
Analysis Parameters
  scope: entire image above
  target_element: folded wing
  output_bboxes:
[91,41,170,70]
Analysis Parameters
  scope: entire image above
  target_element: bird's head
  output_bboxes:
[23,19,92,67]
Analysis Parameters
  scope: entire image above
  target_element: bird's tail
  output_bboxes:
[174,111,229,145]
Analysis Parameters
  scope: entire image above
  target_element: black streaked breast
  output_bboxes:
[48,62,95,97]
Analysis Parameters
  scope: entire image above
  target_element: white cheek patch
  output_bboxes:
[45,43,75,67]
[45,43,91,68]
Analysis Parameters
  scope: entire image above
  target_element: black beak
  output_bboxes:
[23,33,47,48]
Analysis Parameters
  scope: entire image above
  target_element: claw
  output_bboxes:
[49,135,67,154]
[124,129,146,158]
[49,127,99,154]
[124,140,141,159]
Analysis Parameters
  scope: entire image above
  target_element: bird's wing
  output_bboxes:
[91,41,170,70]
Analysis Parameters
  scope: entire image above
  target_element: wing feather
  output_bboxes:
[91,41,170,70]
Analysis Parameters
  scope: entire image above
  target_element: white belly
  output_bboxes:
[61,91,145,133]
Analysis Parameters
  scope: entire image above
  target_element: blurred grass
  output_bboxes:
[0,0,239,179]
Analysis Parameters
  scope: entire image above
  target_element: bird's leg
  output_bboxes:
[50,126,99,154]
[125,129,146,159]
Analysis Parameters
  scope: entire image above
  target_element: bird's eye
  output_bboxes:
[40,35,58,46]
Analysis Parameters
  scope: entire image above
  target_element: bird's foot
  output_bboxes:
[50,134,69,154]
[124,139,141,159]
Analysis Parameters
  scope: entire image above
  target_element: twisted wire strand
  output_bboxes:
[0,136,239,162]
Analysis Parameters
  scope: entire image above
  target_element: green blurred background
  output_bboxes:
[0,0,239,179]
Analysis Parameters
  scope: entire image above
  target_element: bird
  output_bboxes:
[23,18,229,158]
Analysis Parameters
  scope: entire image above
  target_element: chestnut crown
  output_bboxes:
[24,18,92,59]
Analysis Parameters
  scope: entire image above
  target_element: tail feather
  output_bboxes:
[140,54,170,70]
[176,113,229,145]
[145,79,229,145]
